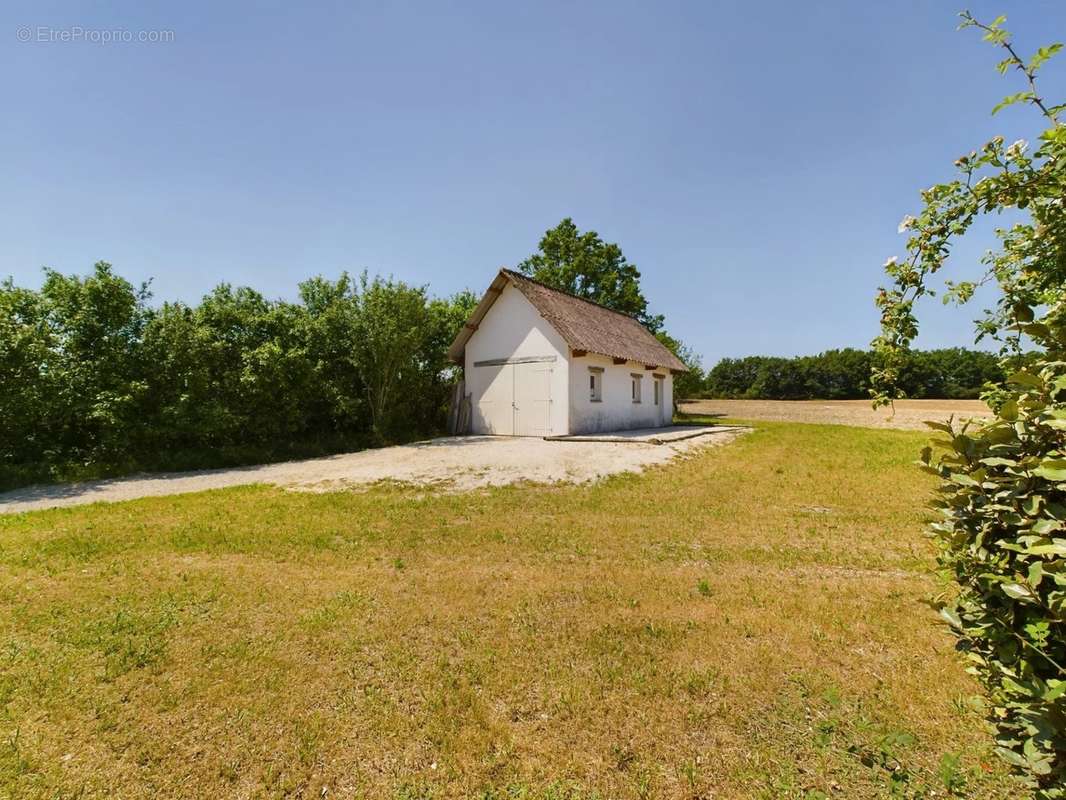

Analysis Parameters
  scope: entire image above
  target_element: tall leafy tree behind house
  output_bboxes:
[654,330,705,399]
[517,218,665,331]
[517,218,707,387]
[0,265,474,489]
[872,12,1066,795]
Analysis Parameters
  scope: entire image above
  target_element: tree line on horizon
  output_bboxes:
[683,347,1012,401]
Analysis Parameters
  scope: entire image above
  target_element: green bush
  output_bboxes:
[922,363,1066,793]
[0,264,473,490]
[872,12,1066,795]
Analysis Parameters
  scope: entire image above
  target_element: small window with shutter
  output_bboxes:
[588,367,603,402]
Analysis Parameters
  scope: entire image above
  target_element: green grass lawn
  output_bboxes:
[0,422,1018,799]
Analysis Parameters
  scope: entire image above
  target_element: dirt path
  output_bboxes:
[680,398,990,431]
[0,429,743,514]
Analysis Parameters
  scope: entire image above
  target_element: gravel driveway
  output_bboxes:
[0,428,742,514]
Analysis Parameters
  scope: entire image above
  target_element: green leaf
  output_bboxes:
[939,607,962,629]
[924,420,955,433]
[1044,681,1066,702]
[1027,745,1053,776]
[981,457,1018,468]
[1001,583,1034,601]
[1030,43,1063,72]
[1008,370,1043,388]
[1026,542,1066,556]
[1024,322,1051,340]
[1031,519,1063,535]
[1029,561,1045,586]
[992,91,1035,115]
[995,746,1029,769]
[1034,460,1066,480]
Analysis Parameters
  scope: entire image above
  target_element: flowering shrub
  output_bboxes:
[920,363,1066,795]
[872,12,1066,797]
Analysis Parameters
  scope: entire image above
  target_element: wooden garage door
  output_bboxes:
[474,360,553,436]
[477,363,514,435]
[513,362,552,436]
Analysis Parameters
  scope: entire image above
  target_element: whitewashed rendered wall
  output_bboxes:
[568,352,673,434]
[464,283,570,435]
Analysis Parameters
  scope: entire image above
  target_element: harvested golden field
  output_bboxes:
[679,398,990,431]
[0,422,1016,798]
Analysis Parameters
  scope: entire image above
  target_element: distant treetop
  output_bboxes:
[516,218,664,332]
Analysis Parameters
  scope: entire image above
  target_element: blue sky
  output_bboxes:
[3,1,1065,365]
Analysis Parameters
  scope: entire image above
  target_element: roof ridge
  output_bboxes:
[443,267,686,372]
[499,268,647,323]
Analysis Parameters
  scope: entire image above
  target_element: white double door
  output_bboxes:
[478,360,552,436]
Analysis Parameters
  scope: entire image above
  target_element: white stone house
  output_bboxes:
[447,269,687,436]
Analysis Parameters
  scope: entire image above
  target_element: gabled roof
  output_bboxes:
[448,268,687,372]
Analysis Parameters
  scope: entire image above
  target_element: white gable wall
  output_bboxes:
[569,353,673,434]
[464,283,570,435]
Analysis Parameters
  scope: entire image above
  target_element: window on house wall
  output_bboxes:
[631,373,642,403]
[589,367,603,402]
[654,377,661,405]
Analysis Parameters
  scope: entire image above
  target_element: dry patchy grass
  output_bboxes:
[0,422,1017,799]
[679,399,990,431]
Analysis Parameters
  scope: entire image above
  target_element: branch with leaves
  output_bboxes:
[872,12,1066,796]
